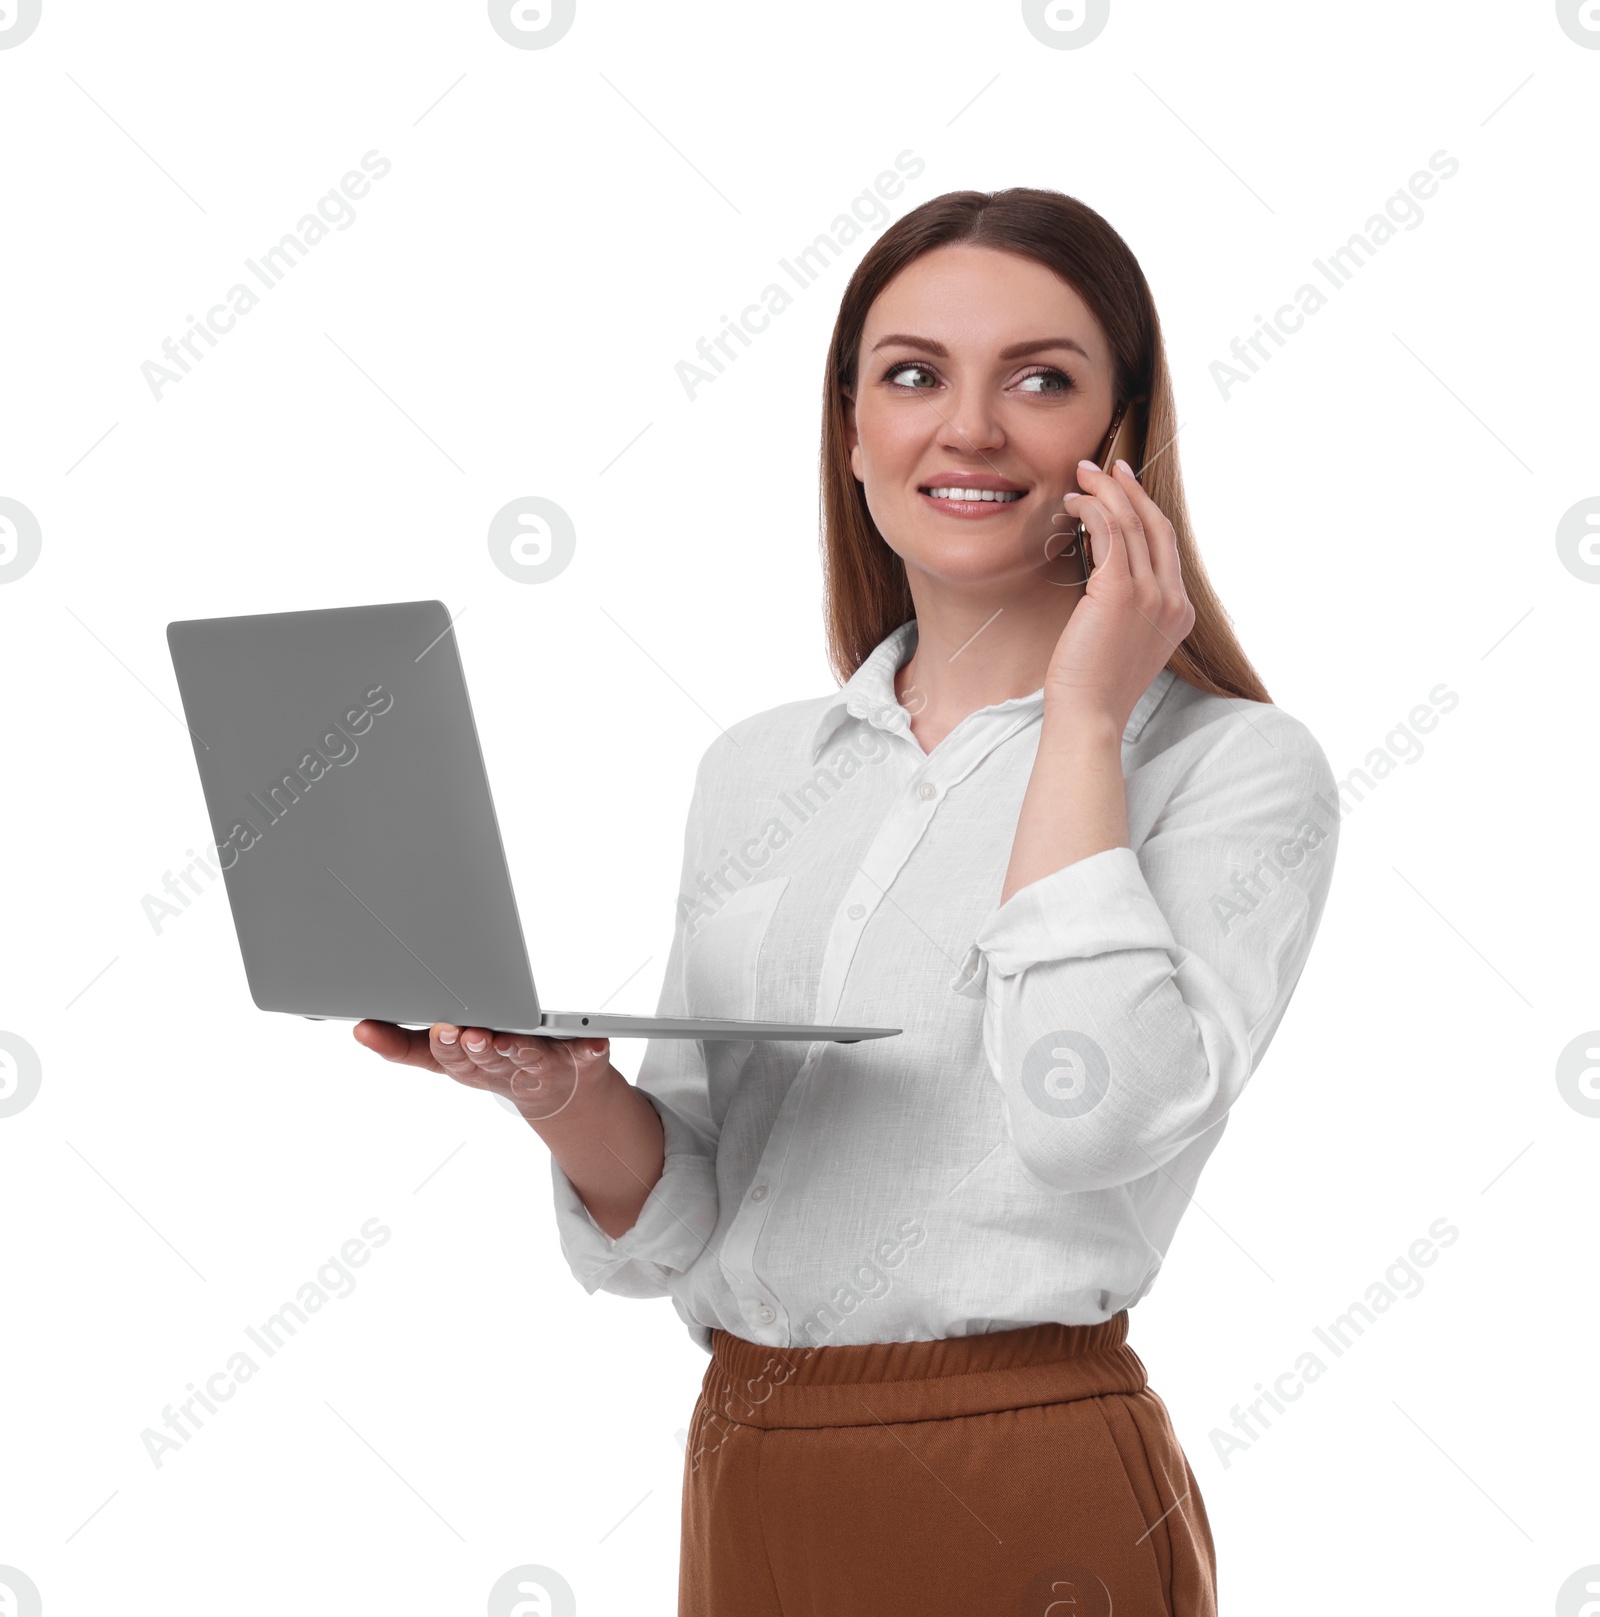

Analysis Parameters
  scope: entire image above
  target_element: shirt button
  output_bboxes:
[750,1184,769,1202]
[917,782,937,800]
[756,1304,776,1324]
[847,902,866,921]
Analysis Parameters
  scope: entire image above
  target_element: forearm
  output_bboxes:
[1001,708,1128,906]
[522,1062,666,1240]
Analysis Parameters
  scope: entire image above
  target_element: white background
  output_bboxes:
[1,2,1596,1613]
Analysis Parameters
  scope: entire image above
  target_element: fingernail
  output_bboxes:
[437,1028,458,1045]
[1077,458,1100,472]
[1114,458,1133,476]
[464,1034,486,1051]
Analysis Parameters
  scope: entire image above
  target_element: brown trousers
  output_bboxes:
[679,1312,1216,1616]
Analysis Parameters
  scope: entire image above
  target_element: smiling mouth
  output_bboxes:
[918,485,1028,504]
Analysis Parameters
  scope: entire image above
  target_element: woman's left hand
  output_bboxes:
[1045,458,1195,732]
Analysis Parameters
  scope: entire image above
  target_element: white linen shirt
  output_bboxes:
[549,620,1339,1355]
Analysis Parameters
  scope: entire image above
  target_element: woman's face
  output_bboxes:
[845,243,1118,589]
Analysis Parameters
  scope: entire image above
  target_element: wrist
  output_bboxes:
[1037,700,1123,752]
[517,1056,625,1135]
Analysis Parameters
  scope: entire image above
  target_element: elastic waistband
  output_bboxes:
[701,1314,1146,1431]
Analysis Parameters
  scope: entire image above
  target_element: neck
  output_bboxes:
[895,572,1083,741]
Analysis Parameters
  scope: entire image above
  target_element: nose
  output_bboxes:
[934,378,1005,458]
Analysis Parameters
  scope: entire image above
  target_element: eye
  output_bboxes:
[1015,365,1075,395]
[884,361,939,390]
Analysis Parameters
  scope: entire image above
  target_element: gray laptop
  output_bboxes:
[166,600,900,1045]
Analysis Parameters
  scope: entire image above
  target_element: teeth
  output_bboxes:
[925,487,1023,503]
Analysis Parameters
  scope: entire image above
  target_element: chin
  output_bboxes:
[895,538,1032,588]
[884,516,1049,583]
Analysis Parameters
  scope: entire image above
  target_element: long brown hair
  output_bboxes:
[819,186,1271,705]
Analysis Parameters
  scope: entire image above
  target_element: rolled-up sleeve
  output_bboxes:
[950,707,1338,1193]
[548,761,721,1297]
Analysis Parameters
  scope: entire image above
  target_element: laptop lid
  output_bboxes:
[167,600,543,1031]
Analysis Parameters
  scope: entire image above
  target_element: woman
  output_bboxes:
[355,187,1339,1615]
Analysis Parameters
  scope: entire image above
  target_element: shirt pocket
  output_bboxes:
[683,875,789,1021]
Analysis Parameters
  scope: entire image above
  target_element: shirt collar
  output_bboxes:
[807,620,1178,762]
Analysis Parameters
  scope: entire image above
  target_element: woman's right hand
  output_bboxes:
[352,1020,613,1123]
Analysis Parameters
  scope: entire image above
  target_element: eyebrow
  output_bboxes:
[869,333,1091,362]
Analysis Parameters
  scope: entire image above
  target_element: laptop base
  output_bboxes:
[305,1013,898,1044]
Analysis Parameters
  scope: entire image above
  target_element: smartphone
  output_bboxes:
[1063,397,1146,581]
[1095,397,1144,483]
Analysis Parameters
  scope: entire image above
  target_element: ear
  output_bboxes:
[843,391,863,482]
